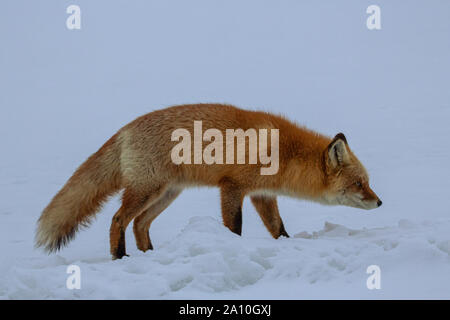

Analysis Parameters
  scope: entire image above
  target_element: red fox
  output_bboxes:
[36,104,382,259]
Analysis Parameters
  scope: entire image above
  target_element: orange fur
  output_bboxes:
[36,104,381,259]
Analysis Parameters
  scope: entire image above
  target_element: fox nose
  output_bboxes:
[377,199,382,207]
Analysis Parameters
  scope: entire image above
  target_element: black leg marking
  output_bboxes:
[115,229,129,259]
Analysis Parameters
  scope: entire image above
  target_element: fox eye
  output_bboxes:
[355,181,362,188]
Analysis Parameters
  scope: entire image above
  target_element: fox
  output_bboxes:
[36,103,382,259]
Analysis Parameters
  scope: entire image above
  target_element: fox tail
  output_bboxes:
[35,134,122,253]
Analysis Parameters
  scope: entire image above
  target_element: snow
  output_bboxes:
[2,216,450,299]
[1,0,450,299]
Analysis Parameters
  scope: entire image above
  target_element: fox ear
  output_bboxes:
[327,133,350,168]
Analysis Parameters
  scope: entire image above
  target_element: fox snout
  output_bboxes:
[362,185,382,210]
[362,196,382,210]
[346,184,382,210]
[344,192,382,210]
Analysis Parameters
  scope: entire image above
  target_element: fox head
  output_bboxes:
[322,133,382,210]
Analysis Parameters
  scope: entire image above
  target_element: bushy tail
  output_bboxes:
[36,134,123,253]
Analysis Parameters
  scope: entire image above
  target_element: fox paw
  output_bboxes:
[112,253,130,260]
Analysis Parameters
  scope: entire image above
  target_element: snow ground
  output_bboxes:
[1,1,450,299]
[2,215,450,299]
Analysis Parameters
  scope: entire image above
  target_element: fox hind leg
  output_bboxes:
[250,195,289,239]
[133,188,181,252]
[110,185,166,259]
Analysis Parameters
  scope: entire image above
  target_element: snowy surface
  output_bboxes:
[1,1,450,299]
[2,216,450,299]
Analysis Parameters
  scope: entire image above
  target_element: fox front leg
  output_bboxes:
[219,178,245,236]
[250,195,290,239]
